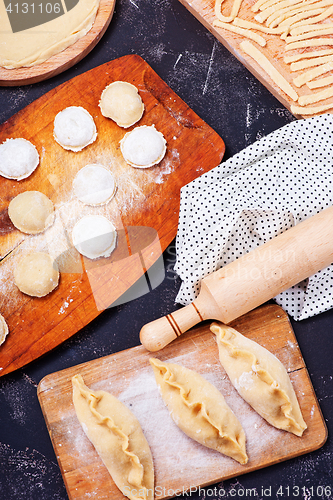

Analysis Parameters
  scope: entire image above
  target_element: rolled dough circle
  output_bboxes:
[120,125,167,168]
[8,191,55,234]
[0,138,39,180]
[53,106,97,152]
[72,215,117,259]
[73,164,116,206]
[14,252,59,297]
[0,313,9,346]
[99,81,144,128]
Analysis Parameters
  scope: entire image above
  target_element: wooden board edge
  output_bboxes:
[177,0,311,120]
[0,0,116,86]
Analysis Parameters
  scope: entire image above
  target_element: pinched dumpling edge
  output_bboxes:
[150,357,248,464]
[210,322,307,437]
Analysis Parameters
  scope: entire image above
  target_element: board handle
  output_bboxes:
[140,302,205,351]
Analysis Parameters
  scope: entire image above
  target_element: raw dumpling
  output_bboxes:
[120,125,166,168]
[149,358,248,464]
[72,374,154,500]
[99,81,144,128]
[73,164,116,206]
[14,252,59,297]
[8,191,54,234]
[211,322,307,437]
[0,138,39,180]
[53,106,97,152]
[72,215,117,259]
[0,313,9,346]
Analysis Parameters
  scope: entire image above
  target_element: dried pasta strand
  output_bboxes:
[291,101,333,113]
[254,0,317,23]
[298,84,333,104]
[240,40,298,100]
[290,21,333,35]
[290,53,333,70]
[262,0,324,26]
[213,19,267,45]
[307,73,333,87]
[233,16,285,33]
[275,7,326,28]
[286,24,333,42]
[290,4,333,28]
[215,0,243,23]
[284,47,333,63]
[285,37,333,50]
[293,61,333,85]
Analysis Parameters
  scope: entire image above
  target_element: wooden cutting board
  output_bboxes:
[178,0,333,118]
[0,54,225,377]
[0,0,116,86]
[37,304,327,500]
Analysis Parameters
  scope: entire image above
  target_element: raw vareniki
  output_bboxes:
[14,252,59,297]
[0,138,39,180]
[150,357,248,464]
[120,125,166,168]
[72,374,154,500]
[211,322,307,436]
[73,164,116,206]
[72,215,117,259]
[99,81,144,128]
[0,313,9,346]
[53,106,97,152]
[8,191,54,234]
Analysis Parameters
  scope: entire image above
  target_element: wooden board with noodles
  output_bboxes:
[178,0,333,117]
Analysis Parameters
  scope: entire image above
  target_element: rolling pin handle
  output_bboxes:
[140,301,204,351]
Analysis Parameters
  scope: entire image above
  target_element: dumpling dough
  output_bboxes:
[120,125,167,168]
[8,191,55,234]
[211,322,307,437]
[150,358,248,464]
[72,374,154,500]
[0,138,39,180]
[99,81,144,128]
[53,106,97,152]
[0,313,9,346]
[73,164,116,206]
[72,215,117,259]
[14,252,59,297]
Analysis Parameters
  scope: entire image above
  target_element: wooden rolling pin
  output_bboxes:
[140,205,333,351]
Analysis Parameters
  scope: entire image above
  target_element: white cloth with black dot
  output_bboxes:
[174,114,333,320]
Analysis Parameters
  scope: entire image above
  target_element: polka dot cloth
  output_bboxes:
[174,114,333,321]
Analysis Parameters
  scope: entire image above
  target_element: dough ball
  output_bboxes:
[120,125,167,168]
[99,81,144,128]
[72,215,117,260]
[53,106,97,152]
[14,252,59,297]
[0,314,9,346]
[73,164,116,206]
[0,138,39,180]
[8,191,55,234]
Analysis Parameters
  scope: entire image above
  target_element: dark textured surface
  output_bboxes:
[0,1,332,499]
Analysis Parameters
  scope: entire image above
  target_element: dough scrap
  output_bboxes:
[72,374,154,500]
[0,0,100,69]
[0,313,9,346]
[72,215,117,259]
[99,81,144,128]
[53,106,97,152]
[0,138,39,180]
[14,252,59,297]
[150,357,248,464]
[211,322,307,436]
[8,191,55,234]
[120,125,167,169]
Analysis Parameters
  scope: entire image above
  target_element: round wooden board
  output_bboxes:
[0,0,116,87]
